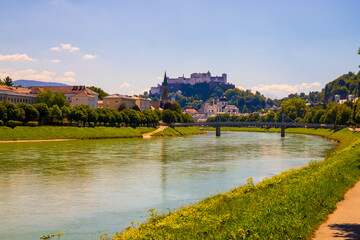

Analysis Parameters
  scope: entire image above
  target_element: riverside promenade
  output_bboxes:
[313,180,360,239]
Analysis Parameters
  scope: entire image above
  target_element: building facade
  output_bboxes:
[103,94,137,109]
[0,86,37,105]
[28,86,98,108]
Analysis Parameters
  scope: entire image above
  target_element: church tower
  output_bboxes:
[160,71,169,108]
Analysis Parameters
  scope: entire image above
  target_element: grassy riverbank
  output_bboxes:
[0,126,205,141]
[152,127,206,137]
[113,128,360,240]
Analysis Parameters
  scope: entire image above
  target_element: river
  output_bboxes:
[0,131,336,240]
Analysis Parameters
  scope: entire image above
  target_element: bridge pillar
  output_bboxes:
[216,124,221,137]
[281,126,285,137]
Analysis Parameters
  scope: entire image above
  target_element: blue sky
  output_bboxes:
[0,0,359,98]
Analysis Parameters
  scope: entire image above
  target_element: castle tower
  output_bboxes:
[160,71,169,108]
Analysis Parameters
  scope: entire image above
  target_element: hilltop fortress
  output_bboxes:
[150,72,232,96]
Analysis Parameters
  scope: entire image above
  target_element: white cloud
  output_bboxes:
[120,82,130,88]
[252,82,322,98]
[0,68,55,81]
[83,54,98,60]
[157,76,163,80]
[55,77,75,83]
[0,53,37,62]
[64,71,76,77]
[48,59,60,63]
[50,43,80,52]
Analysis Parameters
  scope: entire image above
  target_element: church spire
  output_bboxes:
[163,71,168,86]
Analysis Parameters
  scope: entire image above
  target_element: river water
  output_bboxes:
[0,131,336,240]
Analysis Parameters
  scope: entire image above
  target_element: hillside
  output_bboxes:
[324,71,360,102]
[14,80,69,87]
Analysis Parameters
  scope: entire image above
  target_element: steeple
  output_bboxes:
[163,71,168,86]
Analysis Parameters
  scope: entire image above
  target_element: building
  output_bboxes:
[28,86,98,108]
[168,71,226,86]
[133,97,151,111]
[150,71,230,96]
[160,72,169,108]
[199,96,239,117]
[103,94,137,109]
[0,85,37,105]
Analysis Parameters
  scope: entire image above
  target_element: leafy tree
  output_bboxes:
[120,111,130,126]
[61,106,71,120]
[172,101,182,114]
[161,109,176,124]
[50,105,62,123]
[3,76,13,86]
[1,101,19,121]
[88,86,109,100]
[163,102,173,110]
[0,104,7,121]
[123,109,141,126]
[278,98,308,121]
[117,104,126,111]
[132,104,141,111]
[34,103,50,125]
[16,103,39,122]
[37,89,69,107]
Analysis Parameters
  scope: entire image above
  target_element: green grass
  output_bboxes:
[152,127,206,137]
[135,127,157,134]
[113,128,360,240]
[0,126,142,140]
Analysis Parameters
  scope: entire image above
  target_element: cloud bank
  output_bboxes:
[252,82,321,98]
[0,53,37,62]
[50,43,80,52]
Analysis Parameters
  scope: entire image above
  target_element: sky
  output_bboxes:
[0,0,359,98]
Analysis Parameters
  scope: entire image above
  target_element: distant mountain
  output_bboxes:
[13,80,69,87]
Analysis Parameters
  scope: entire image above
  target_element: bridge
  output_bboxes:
[173,121,340,137]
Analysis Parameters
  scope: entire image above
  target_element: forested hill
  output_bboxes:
[324,71,360,102]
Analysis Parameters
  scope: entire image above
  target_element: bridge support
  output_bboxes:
[281,113,285,137]
[216,124,221,137]
[281,126,285,137]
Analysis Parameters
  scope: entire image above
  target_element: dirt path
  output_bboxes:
[313,180,360,239]
[142,126,168,138]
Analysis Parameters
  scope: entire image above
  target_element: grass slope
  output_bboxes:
[0,126,142,140]
[113,128,360,240]
[152,127,206,137]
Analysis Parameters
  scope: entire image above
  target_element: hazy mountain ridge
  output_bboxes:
[14,80,69,87]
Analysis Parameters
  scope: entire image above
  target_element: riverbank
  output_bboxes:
[0,126,205,142]
[113,128,360,239]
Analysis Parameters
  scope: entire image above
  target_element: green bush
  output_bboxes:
[105,122,110,127]
[89,122,95,127]
[25,121,39,127]
[0,120,3,126]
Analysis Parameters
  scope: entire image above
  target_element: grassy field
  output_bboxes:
[113,128,360,240]
[0,126,142,140]
[152,127,206,137]
[0,126,205,141]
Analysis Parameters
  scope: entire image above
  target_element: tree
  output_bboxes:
[61,106,71,120]
[34,103,50,125]
[1,101,19,121]
[16,103,39,122]
[0,104,7,121]
[172,101,182,114]
[4,76,13,86]
[37,89,69,107]
[163,102,173,111]
[88,86,109,100]
[132,104,141,111]
[279,98,308,121]
[50,105,62,124]
[117,104,126,111]
[161,109,176,124]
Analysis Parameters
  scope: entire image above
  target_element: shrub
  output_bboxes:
[25,121,39,127]
[105,122,110,127]
[0,120,3,126]
[7,120,16,128]
[15,121,23,126]
[89,122,95,127]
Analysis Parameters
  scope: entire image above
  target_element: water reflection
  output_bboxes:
[0,131,336,240]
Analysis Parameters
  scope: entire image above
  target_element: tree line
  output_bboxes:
[207,97,360,126]
[0,90,194,127]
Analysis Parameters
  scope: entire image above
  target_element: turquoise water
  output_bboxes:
[0,131,336,239]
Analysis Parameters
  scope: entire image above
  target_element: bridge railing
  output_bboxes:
[174,121,341,129]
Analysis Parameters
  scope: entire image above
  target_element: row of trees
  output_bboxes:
[0,90,194,126]
[207,97,360,126]
[0,76,14,86]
